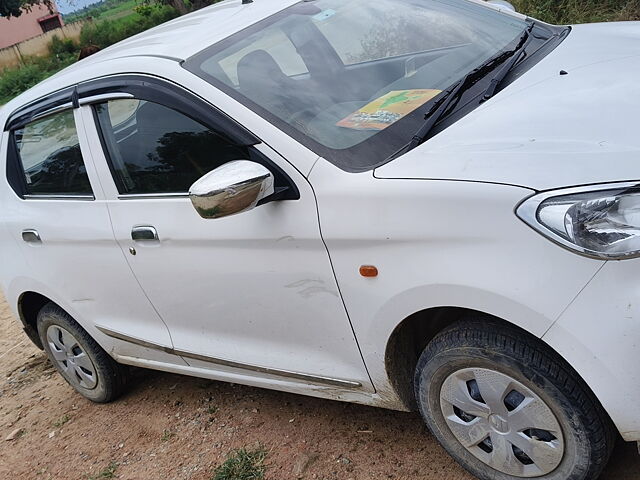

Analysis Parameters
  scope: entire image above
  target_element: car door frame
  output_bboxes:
[75,73,375,393]
[74,75,300,203]
[1,86,182,363]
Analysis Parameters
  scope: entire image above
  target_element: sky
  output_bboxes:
[56,0,104,14]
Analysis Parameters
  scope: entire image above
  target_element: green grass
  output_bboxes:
[0,53,77,105]
[97,0,137,20]
[513,0,640,24]
[65,0,137,22]
[78,6,179,50]
[53,414,71,428]
[87,462,118,480]
[212,447,267,480]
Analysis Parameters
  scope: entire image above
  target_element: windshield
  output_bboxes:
[185,0,532,171]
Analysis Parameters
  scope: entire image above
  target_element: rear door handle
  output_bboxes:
[131,225,159,242]
[22,229,42,244]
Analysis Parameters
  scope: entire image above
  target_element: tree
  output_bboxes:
[0,0,53,18]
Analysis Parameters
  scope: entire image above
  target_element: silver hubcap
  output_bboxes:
[440,368,564,477]
[46,326,98,390]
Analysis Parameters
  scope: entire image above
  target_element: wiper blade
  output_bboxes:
[482,23,535,101]
[388,22,535,161]
[387,81,464,159]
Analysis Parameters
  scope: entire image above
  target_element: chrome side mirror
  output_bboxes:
[486,0,516,11]
[189,160,275,219]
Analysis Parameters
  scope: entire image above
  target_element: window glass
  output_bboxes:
[185,0,535,171]
[216,28,308,86]
[94,99,248,195]
[313,1,474,65]
[14,109,92,196]
[106,98,142,125]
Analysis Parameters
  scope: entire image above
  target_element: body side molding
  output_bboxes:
[96,326,362,388]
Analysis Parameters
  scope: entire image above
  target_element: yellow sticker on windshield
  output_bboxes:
[337,89,442,131]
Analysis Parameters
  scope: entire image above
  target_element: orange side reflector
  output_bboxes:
[359,265,379,277]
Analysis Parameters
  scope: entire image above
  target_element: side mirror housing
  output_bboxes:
[189,160,275,219]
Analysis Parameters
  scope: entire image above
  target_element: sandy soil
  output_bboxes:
[1,293,639,480]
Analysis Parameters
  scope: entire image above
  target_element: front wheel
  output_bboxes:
[414,320,616,480]
[37,303,128,403]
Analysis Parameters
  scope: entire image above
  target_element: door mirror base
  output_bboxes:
[257,186,291,206]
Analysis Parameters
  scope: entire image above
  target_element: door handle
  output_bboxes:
[131,226,159,242]
[22,229,42,244]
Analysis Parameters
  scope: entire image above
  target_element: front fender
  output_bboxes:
[309,161,605,403]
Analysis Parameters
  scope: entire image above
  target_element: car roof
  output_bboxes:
[2,0,298,116]
[86,0,299,63]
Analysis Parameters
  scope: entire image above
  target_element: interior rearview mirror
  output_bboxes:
[189,160,275,219]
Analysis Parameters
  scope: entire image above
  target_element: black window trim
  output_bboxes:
[5,74,299,201]
[82,74,299,200]
[6,103,96,201]
[76,74,261,148]
[4,87,77,132]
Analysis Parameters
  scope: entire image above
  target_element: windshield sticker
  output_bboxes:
[313,9,336,22]
[337,89,442,131]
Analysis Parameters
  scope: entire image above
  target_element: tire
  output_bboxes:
[37,303,128,403]
[414,319,616,480]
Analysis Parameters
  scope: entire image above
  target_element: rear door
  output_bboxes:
[0,94,175,355]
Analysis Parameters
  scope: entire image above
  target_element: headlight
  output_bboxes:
[516,182,640,260]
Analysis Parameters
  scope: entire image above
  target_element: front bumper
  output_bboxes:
[543,259,640,442]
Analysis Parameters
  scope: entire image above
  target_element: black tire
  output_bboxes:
[414,318,616,480]
[37,303,128,403]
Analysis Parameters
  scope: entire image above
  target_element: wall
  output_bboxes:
[0,20,88,70]
[0,4,64,49]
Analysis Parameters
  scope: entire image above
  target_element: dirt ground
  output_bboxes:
[1,293,639,480]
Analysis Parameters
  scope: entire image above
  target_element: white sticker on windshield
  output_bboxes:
[313,9,336,22]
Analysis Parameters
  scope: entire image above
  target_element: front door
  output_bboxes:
[79,83,372,390]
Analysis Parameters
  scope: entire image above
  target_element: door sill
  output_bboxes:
[97,326,362,389]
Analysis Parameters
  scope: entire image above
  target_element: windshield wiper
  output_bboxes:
[482,23,535,100]
[388,23,535,160]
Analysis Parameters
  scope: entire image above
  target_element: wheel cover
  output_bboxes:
[46,325,98,390]
[440,368,564,477]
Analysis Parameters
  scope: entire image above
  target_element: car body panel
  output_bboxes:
[308,159,606,404]
[0,0,639,444]
[0,111,186,366]
[68,0,301,66]
[544,258,640,442]
[375,23,640,190]
[78,104,374,390]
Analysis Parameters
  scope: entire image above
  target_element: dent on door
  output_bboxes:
[108,176,372,390]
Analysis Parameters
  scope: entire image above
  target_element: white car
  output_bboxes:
[1,0,638,478]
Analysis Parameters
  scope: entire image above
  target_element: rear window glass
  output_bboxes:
[14,110,92,196]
